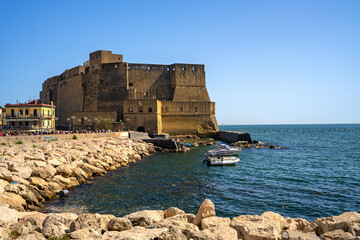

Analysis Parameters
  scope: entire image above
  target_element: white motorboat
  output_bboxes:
[205,144,242,156]
[203,155,240,166]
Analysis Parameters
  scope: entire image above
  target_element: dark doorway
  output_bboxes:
[137,126,145,132]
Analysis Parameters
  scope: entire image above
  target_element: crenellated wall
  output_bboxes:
[40,50,218,135]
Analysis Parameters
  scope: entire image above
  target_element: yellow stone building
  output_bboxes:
[3,100,56,132]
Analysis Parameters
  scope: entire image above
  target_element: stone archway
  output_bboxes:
[137,126,145,132]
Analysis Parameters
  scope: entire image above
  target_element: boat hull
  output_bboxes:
[203,156,240,166]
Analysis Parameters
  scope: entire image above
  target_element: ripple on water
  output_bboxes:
[41,124,360,221]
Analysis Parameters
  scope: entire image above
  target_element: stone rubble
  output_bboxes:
[0,137,359,239]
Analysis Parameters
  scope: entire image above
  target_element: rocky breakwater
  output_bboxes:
[0,137,156,212]
[0,199,359,239]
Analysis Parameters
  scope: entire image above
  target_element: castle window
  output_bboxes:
[182,67,185,71]
[194,107,198,112]
[128,108,133,113]
[180,107,183,112]
[102,65,105,69]
[148,107,152,113]
[100,80,104,85]
[172,67,175,71]
[192,67,196,71]
[118,58,121,60]
[165,107,169,112]
[20,110,23,115]
[138,107,143,112]
[129,83,133,87]
[96,55,98,59]
[92,56,94,60]
[148,66,151,70]
[166,67,169,71]
[25,109,29,115]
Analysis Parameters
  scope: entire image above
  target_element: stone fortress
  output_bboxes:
[40,50,218,136]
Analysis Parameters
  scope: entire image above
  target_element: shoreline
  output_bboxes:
[0,135,359,239]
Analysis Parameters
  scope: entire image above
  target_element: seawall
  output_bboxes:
[217,130,252,144]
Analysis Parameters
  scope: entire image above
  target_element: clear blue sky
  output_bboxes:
[0,0,359,124]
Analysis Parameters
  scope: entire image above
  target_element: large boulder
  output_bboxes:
[124,210,164,227]
[261,211,287,232]
[153,214,200,239]
[193,199,216,226]
[9,212,47,235]
[0,167,12,181]
[69,227,102,240]
[314,211,360,234]
[201,226,238,240]
[0,179,9,193]
[0,192,27,211]
[230,215,281,240]
[102,228,169,240]
[201,216,230,230]
[0,205,20,227]
[9,165,33,179]
[70,213,114,232]
[281,230,320,240]
[31,165,56,180]
[164,207,185,219]
[56,164,74,178]
[320,229,355,240]
[107,217,132,231]
[41,213,74,238]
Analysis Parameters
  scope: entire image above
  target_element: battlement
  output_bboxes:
[161,101,215,115]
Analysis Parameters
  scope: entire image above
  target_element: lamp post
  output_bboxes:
[71,116,75,132]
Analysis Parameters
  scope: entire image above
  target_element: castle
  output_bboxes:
[40,50,218,136]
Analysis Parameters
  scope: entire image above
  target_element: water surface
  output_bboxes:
[42,124,360,221]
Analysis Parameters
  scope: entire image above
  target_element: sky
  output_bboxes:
[0,0,359,125]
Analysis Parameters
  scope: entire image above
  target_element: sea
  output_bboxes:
[41,124,360,221]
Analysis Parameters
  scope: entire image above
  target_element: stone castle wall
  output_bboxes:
[40,50,218,136]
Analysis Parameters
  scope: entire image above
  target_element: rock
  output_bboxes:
[0,167,12,181]
[349,222,360,237]
[261,211,287,232]
[193,199,216,226]
[124,210,164,227]
[164,207,185,219]
[10,165,33,179]
[320,229,355,240]
[153,214,200,239]
[31,165,56,180]
[9,212,47,235]
[285,217,311,231]
[69,227,102,239]
[107,217,132,231]
[4,184,20,194]
[102,228,169,240]
[41,214,72,238]
[201,226,238,240]
[230,215,281,240]
[28,177,54,199]
[15,232,46,240]
[0,192,27,211]
[0,227,10,239]
[314,211,360,234]
[0,205,20,227]
[201,216,230,230]
[185,213,195,224]
[0,179,9,194]
[158,226,187,240]
[56,164,73,178]
[70,213,111,232]
[72,167,89,184]
[81,163,106,176]
[281,230,320,240]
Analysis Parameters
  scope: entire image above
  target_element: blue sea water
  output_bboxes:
[42,124,360,221]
